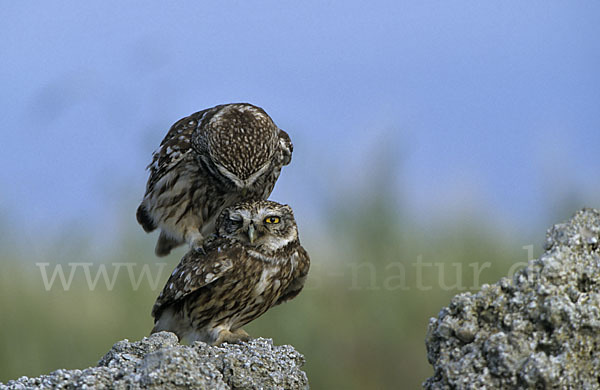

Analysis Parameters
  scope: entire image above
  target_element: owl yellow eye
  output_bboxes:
[264,216,280,224]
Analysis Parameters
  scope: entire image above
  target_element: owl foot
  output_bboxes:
[186,232,206,254]
[215,328,251,345]
[193,244,207,256]
[191,239,207,255]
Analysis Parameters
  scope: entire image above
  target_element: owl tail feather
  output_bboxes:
[155,231,182,257]
[150,324,159,335]
[136,204,156,233]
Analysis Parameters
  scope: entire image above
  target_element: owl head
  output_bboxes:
[216,200,298,252]
[196,103,281,189]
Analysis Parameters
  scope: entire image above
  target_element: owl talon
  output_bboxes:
[215,329,251,345]
[194,245,207,256]
[188,234,206,255]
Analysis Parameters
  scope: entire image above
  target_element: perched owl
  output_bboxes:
[151,200,310,345]
[137,103,293,256]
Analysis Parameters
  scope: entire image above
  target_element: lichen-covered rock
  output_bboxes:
[1,332,309,390]
[424,208,600,389]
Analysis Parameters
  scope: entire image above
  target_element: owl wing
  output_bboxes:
[276,245,310,305]
[144,109,208,195]
[151,242,242,318]
[277,129,293,166]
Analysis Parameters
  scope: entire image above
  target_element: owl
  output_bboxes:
[151,200,310,345]
[137,103,293,256]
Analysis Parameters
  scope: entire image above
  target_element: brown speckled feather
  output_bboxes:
[151,239,238,319]
[144,110,208,196]
[276,245,310,305]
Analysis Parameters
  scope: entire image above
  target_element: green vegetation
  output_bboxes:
[0,199,545,389]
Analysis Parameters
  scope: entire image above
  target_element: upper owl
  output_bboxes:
[137,103,293,257]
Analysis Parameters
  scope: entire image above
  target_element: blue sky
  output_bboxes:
[1,1,599,245]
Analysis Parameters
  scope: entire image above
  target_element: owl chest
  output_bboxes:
[251,265,286,303]
[233,261,293,320]
[185,254,294,330]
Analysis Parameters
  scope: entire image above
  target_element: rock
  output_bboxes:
[1,332,309,390]
[424,208,600,389]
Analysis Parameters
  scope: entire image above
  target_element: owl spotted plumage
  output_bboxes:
[151,200,310,345]
[137,103,293,256]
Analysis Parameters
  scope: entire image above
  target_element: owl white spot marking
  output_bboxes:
[247,250,279,264]
[291,251,299,268]
[199,110,210,125]
[180,271,185,277]
[166,146,173,154]
[258,229,297,252]
[169,283,174,290]
[205,273,215,283]
[236,105,252,113]
[171,267,179,276]
[188,120,194,125]
[217,247,222,253]
[254,267,278,296]
[272,279,281,290]
[209,108,228,124]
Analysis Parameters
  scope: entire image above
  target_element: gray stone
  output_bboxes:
[424,208,600,389]
[1,332,309,390]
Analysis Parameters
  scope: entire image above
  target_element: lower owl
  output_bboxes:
[151,200,310,345]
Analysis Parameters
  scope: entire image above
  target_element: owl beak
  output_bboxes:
[241,188,248,197]
[247,224,257,244]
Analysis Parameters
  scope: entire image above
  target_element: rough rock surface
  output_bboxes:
[1,332,309,390]
[424,208,600,389]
